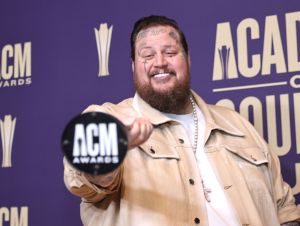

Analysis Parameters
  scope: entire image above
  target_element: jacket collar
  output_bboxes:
[132,93,172,126]
[190,90,244,138]
[132,90,245,137]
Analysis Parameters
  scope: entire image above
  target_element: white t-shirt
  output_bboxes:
[164,106,240,226]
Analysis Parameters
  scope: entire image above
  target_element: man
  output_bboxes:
[64,15,300,226]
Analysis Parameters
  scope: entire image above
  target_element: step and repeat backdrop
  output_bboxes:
[0,0,299,225]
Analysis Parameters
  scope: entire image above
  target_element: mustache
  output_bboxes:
[149,69,176,77]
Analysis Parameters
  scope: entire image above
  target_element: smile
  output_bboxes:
[153,73,171,78]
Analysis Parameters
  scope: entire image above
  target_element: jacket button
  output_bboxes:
[250,155,257,161]
[194,217,200,224]
[189,178,195,185]
[178,138,184,144]
[150,148,155,154]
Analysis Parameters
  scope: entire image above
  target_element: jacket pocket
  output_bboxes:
[224,145,268,165]
[139,139,180,160]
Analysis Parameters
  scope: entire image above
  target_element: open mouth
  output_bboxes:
[150,70,175,78]
[153,73,171,78]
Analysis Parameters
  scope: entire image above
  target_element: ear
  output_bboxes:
[131,60,135,73]
[188,54,191,67]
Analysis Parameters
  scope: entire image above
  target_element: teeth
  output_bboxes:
[153,73,170,78]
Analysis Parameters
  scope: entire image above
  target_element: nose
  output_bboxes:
[153,53,167,67]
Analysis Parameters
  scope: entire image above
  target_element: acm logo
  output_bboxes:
[0,42,32,88]
[72,122,119,164]
[0,206,28,226]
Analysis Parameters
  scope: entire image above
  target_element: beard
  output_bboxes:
[134,72,191,114]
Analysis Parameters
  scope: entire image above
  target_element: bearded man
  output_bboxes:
[64,15,300,226]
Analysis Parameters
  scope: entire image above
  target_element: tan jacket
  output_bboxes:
[64,91,300,226]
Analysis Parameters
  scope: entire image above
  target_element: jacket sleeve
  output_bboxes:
[268,149,300,224]
[235,110,300,224]
[63,158,123,203]
[63,103,123,203]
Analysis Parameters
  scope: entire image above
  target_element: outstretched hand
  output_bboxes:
[110,108,153,150]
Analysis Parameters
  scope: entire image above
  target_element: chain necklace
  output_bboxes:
[189,96,212,202]
[189,96,198,151]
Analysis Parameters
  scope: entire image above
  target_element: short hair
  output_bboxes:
[130,15,189,60]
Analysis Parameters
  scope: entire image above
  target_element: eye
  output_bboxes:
[167,52,175,56]
[166,51,176,57]
[144,54,154,59]
[164,48,178,57]
[140,50,155,60]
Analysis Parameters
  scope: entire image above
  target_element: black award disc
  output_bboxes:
[61,112,128,175]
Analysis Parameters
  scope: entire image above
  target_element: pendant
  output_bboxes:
[201,179,212,202]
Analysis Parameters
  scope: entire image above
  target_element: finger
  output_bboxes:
[138,119,153,141]
[127,120,141,147]
[127,119,152,149]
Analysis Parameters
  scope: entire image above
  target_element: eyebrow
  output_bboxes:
[137,46,153,57]
[137,44,179,55]
[161,44,177,49]
[137,45,152,53]
[138,43,178,49]
[137,42,148,48]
